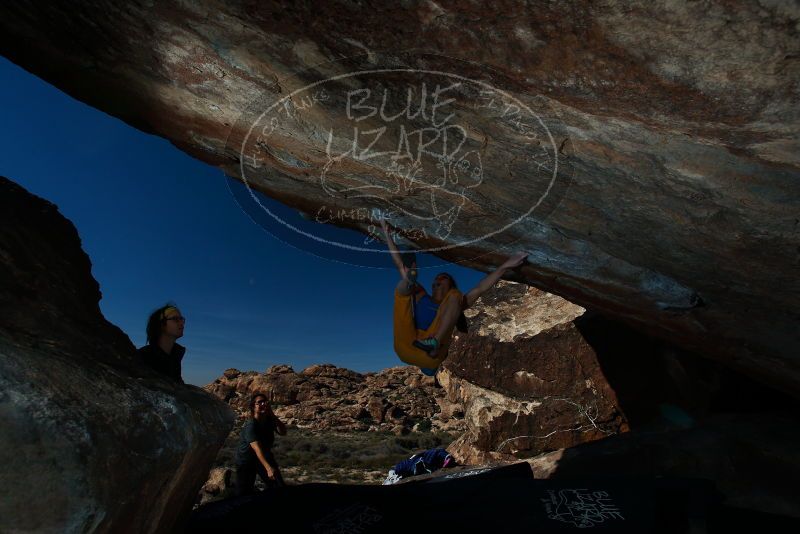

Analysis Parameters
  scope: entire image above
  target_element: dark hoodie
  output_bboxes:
[137,343,185,383]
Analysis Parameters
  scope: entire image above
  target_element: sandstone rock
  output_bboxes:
[199,467,233,506]
[301,364,364,382]
[206,382,236,403]
[525,413,800,519]
[461,281,586,343]
[1,1,798,396]
[366,396,388,423]
[386,405,407,424]
[0,177,234,533]
[204,364,458,434]
[444,280,800,475]
[442,283,626,464]
[266,364,294,374]
[223,368,241,379]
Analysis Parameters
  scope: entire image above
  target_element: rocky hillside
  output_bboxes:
[199,364,463,502]
[198,281,622,502]
[205,364,464,435]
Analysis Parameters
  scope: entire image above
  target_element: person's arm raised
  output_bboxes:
[274,416,287,436]
[267,404,287,436]
[380,218,409,279]
[463,252,528,308]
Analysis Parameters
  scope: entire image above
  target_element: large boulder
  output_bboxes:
[0,1,798,396]
[0,177,234,533]
[441,280,800,519]
[442,280,800,464]
[441,282,627,463]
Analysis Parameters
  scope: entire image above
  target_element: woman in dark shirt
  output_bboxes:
[235,393,287,495]
[137,303,186,383]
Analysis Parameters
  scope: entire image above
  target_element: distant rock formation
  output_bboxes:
[0,177,234,533]
[200,364,463,503]
[199,278,800,519]
[205,364,464,435]
[202,283,632,473]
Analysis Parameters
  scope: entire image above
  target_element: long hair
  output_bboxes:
[145,302,179,345]
[249,392,268,417]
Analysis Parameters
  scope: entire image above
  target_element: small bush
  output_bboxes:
[416,418,433,432]
[269,428,456,475]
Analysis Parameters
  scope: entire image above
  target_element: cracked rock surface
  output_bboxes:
[443,281,627,463]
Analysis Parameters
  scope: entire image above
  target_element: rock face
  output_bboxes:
[526,413,800,518]
[441,282,628,463]
[442,280,800,464]
[446,280,800,517]
[1,1,798,396]
[205,363,463,434]
[201,282,647,484]
[0,177,234,533]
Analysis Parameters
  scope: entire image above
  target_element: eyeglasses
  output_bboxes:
[255,400,268,406]
[165,316,186,323]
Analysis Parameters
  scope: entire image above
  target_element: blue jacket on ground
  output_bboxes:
[393,448,453,478]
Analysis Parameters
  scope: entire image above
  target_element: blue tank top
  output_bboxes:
[414,293,439,331]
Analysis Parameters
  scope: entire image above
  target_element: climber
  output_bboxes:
[380,218,527,376]
[234,392,287,496]
[137,303,186,383]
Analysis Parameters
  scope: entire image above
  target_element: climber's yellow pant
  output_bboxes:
[393,288,462,369]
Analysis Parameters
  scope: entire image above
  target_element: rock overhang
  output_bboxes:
[0,0,797,396]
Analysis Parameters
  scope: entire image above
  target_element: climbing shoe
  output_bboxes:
[413,337,439,354]
[418,366,437,377]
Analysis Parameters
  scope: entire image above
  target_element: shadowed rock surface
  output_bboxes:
[1,1,798,396]
[0,177,234,533]
[446,281,800,517]
[442,281,628,463]
[526,413,800,519]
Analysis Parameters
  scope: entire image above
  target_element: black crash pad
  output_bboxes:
[187,462,799,533]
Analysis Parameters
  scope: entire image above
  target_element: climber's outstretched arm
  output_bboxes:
[463,252,528,308]
[380,218,409,279]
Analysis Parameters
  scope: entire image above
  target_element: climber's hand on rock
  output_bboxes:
[501,251,528,270]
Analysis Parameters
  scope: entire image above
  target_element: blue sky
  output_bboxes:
[0,57,486,385]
